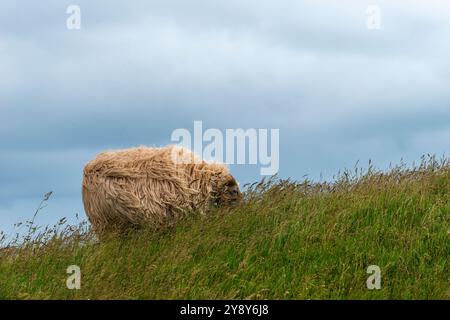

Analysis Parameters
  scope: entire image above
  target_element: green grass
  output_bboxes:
[0,157,449,299]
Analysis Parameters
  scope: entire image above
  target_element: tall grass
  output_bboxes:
[0,156,448,299]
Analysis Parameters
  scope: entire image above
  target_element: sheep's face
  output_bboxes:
[215,174,242,206]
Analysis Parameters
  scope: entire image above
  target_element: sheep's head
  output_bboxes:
[214,174,242,206]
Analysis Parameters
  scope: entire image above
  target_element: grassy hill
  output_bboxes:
[0,157,449,299]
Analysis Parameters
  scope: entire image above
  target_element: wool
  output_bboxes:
[82,145,241,234]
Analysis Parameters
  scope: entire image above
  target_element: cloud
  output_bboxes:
[1,0,449,233]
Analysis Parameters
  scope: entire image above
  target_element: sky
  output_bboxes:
[1,0,449,234]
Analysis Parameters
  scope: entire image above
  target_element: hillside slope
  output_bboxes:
[0,158,449,299]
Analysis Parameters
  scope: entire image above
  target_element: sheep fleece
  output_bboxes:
[82,145,237,233]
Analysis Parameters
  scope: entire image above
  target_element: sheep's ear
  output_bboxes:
[225,176,237,187]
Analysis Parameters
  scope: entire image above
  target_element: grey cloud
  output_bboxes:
[1,0,449,233]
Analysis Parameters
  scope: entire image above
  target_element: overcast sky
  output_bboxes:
[1,0,449,234]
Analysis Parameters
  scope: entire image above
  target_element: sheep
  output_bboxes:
[82,145,241,235]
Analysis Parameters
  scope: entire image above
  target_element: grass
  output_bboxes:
[0,156,449,299]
